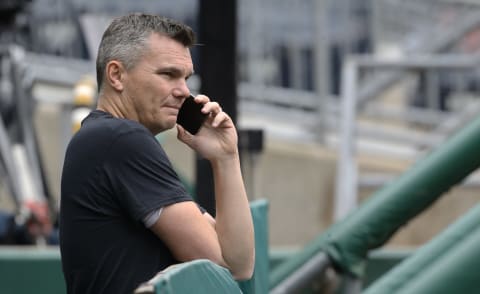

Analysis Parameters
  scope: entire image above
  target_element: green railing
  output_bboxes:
[134,259,243,293]
[0,247,65,294]
[270,114,480,291]
[0,199,269,294]
[364,203,480,294]
[137,199,269,293]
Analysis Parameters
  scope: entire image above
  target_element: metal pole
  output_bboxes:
[426,69,440,110]
[247,0,263,85]
[290,45,303,90]
[364,204,480,294]
[271,113,480,289]
[334,54,480,221]
[10,47,47,201]
[334,57,358,221]
[271,252,332,294]
[357,12,480,106]
[314,0,331,142]
[196,0,238,216]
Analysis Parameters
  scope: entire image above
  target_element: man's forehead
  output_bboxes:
[148,33,190,53]
[149,35,190,51]
[145,35,193,72]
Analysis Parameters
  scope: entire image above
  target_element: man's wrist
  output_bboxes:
[209,151,240,169]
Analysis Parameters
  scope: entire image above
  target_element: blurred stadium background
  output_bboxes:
[1,0,480,293]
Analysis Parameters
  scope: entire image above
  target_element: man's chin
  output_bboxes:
[157,122,176,134]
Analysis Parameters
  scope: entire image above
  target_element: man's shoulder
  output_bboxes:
[67,110,156,156]
[82,110,149,136]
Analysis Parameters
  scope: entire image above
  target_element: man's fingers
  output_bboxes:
[190,94,230,127]
[192,95,222,114]
[211,111,230,127]
[193,94,210,104]
[202,101,222,115]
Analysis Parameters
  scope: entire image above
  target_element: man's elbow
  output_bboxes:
[231,255,255,281]
[232,266,254,281]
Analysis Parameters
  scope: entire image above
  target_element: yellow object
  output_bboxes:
[73,76,96,106]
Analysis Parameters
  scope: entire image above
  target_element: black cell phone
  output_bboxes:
[177,95,208,134]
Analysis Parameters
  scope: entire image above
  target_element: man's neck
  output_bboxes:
[96,91,137,122]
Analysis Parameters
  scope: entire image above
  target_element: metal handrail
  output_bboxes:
[271,252,332,294]
[335,53,480,220]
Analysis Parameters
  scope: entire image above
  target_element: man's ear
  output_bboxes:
[105,60,125,91]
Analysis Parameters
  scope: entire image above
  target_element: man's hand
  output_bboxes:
[176,95,238,161]
[168,94,254,280]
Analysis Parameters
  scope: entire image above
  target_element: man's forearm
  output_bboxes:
[211,153,255,280]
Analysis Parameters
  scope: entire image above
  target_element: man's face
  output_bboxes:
[123,33,194,134]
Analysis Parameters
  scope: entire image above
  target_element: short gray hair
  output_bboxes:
[96,13,195,91]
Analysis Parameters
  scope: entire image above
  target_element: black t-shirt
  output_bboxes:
[59,110,193,294]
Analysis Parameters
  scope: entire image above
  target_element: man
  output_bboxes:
[59,13,254,293]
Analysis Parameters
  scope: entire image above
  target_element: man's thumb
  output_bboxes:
[176,124,193,145]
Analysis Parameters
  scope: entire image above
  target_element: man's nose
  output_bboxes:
[172,80,190,99]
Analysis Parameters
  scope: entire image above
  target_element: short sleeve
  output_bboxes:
[103,128,192,222]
